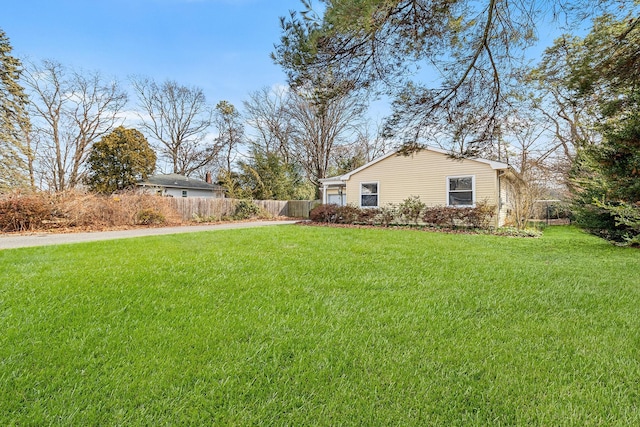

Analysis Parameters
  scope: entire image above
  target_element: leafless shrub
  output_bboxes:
[0,190,181,232]
[0,191,53,232]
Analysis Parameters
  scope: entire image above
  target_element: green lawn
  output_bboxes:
[1,225,639,425]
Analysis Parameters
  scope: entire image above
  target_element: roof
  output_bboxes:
[137,174,224,191]
[320,146,510,184]
[319,176,347,186]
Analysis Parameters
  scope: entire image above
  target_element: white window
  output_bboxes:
[447,176,474,206]
[360,182,379,207]
[182,190,188,197]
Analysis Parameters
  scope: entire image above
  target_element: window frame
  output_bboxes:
[446,175,475,207]
[359,181,379,208]
[181,190,188,198]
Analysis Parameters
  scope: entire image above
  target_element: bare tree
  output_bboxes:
[244,81,368,198]
[354,119,392,164]
[286,76,366,198]
[243,86,294,163]
[499,116,561,229]
[213,100,245,174]
[23,60,127,191]
[131,77,219,176]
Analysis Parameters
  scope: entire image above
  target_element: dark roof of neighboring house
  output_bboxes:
[137,174,224,191]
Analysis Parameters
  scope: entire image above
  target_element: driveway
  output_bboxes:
[0,220,301,250]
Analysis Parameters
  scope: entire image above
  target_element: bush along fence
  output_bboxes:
[0,191,182,232]
[0,191,321,233]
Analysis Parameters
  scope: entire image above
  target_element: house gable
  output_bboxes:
[342,147,507,208]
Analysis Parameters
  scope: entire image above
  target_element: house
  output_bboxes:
[137,173,226,198]
[320,146,513,226]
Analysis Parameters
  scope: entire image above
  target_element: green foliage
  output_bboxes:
[85,126,156,194]
[492,227,543,238]
[593,200,640,246]
[275,0,621,153]
[232,199,262,220]
[398,195,426,225]
[565,15,640,244]
[236,150,312,200]
[0,28,31,191]
[592,102,640,202]
[377,203,397,227]
[218,169,251,200]
[214,100,245,173]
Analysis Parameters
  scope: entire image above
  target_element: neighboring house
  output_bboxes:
[320,146,513,226]
[137,173,226,198]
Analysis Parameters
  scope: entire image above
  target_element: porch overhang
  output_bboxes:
[319,176,347,205]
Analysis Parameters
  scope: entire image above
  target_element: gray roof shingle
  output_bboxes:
[137,174,224,191]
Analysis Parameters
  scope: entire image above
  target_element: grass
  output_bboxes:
[1,225,639,425]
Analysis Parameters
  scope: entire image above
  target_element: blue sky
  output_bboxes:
[3,0,304,109]
[3,0,606,121]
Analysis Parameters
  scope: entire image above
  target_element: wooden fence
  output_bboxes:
[287,200,321,218]
[168,198,320,221]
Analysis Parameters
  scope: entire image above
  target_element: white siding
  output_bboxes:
[164,188,223,198]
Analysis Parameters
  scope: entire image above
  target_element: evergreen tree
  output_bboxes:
[564,15,640,244]
[85,126,156,194]
[274,0,638,155]
[236,149,312,200]
[0,28,31,191]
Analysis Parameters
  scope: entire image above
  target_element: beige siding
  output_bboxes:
[345,150,500,208]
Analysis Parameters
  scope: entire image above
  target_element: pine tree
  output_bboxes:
[0,28,31,191]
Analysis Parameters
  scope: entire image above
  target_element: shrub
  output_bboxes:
[357,207,380,225]
[335,205,361,224]
[592,200,640,246]
[422,206,460,228]
[0,192,52,232]
[310,204,338,223]
[573,201,630,242]
[376,204,397,227]
[421,203,496,229]
[398,196,426,225]
[232,200,262,220]
[0,191,181,232]
[136,209,166,225]
[50,191,179,229]
[464,201,496,229]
